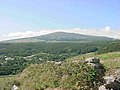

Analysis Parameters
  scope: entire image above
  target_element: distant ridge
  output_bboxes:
[2,32,113,43]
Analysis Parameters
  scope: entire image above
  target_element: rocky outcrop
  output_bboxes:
[104,76,116,84]
[85,57,105,77]
[105,69,120,90]
[99,69,120,90]
[115,69,120,82]
[84,57,120,90]
[85,57,106,90]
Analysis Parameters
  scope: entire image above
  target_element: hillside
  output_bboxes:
[69,52,120,72]
[0,40,119,76]
[0,40,117,76]
[0,52,120,90]
[2,32,113,43]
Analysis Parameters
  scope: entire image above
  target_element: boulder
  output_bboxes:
[104,76,115,84]
[99,85,107,90]
[87,63,104,69]
[115,69,120,82]
[85,57,105,76]
[105,81,120,90]
[103,69,120,90]
[11,85,19,90]
[85,57,100,63]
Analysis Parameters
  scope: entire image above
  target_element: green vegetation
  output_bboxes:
[97,40,120,54]
[0,51,120,90]
[0,39,120,89]
[0,40,120,75]
[0,58,27,75]
[0,42,99,57]
[0,42,100,75]
[69,51,120,74]
[0,60,99,90]
[97,52,120,73]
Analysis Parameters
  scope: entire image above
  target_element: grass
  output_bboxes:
[0,52,120,89]
[69,51,120,75]
[0,62,98,90]
[97,52,120,60]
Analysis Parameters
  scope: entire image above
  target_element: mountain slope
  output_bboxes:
[2,32,113,43]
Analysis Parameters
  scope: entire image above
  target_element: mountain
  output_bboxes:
[2,32,113,43]
[38,32,113,41]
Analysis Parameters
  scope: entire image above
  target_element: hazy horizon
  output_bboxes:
[0,0,120,41]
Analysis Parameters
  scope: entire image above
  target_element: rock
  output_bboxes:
[105,81,120,90]
[85,57,100,63]
[99,85,107,90]
[103,69,120,90]
[115,69,120,82]
[85,57,105,76]
[11,85,19,90]
[55,61,62,65]
[104,76,115,84]
[87,63,104,69]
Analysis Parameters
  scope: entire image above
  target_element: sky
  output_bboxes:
[0,0,120,41]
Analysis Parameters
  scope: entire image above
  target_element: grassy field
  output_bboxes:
[68,52,120,74]
[0,52,120,90]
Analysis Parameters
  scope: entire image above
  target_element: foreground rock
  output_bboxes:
[99,69,120,90]
[85,57,120,90]
[85,57,105,77]
[105,69,120,90]
[11,85,19,90]
[99,85,107,90]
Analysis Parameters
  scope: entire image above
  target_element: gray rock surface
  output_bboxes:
[11,85,19,90]
[85,57,100,63]
[115,69,120,82]
[85,57,105,76]
[99,85,107,90]
[85,57,120,90]
[101,69,120,90]
[104,76,115,84]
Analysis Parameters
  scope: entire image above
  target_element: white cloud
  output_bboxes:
[1,26,120,41]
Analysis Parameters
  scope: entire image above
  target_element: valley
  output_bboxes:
[0,37,120,89]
